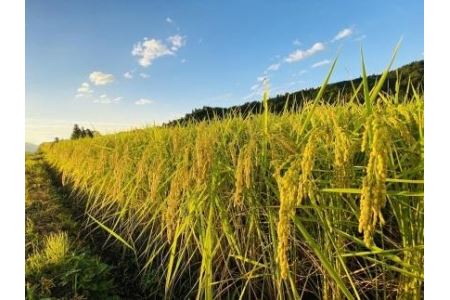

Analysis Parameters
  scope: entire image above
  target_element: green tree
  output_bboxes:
[84,128,94,138]
[71,124,82,140]
[71,124,97,140]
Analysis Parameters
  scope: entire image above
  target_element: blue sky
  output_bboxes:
[26,0,423,144]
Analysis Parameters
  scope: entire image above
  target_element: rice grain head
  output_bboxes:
[358,114,389,247]
[275,164,299,280]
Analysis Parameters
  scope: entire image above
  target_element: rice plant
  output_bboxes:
[40,53,424,299]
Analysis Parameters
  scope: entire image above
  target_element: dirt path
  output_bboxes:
[25,153,148,299]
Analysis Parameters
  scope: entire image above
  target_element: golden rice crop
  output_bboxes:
[40,59,424,299]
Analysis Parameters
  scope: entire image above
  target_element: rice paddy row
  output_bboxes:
[40,57,424,299]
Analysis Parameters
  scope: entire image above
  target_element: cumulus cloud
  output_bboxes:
[267,63,281,71]
[285,42,325,63]
[311,59,331,68]
[94,94,122,104]
[167,35,186,51]
[124,71,133,79]
[75,82,93,98]
[249,75,270,96]
[132,35,186,67]
[77,82,92,93]
[166,17,173,23]
[257,76,266,82]
[332,28,353,42]
[132,39,173,67]
[250,84,259,91]
[89,71,115,85]
[135,98,154,105]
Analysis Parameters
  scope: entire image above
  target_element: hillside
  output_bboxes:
[167,60,423,125]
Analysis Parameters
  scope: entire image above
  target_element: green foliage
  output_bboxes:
[70,124,82,140]
[167,60,423,125]
[25,154,118,300]
[70,124,99,140]
[25,155,77,252]
[26,247,117,300]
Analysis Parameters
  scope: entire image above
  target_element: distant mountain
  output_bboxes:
[167,60,424,125]
[26,143,39,153]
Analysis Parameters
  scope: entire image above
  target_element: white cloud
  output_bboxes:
[135,98,154,105]
[93,94,122,104]
[132,39,174,67]
[293,39,302,46]
[167,35,186,51]
[267,63,281,71]
[124,71,133,79]
[166,17,173,23]
[285,42,325,63]
[250,75,270,94]
[250,84,259,91]
[75,82,93,98]
[332,28,353,42]
[77,82,92,93]
[89,71,115,85]
[132,35,186,67]
[139,73,149,79]
[311,59,331,68]
[257,76,266,82]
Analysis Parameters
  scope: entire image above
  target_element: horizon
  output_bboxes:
[26,0,423,144]
[25,59,424,146]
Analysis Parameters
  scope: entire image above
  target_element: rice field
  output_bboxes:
[40,58,424,299]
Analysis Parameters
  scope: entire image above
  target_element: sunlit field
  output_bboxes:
[38,57,424,299]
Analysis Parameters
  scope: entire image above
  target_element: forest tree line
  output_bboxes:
[166,60,424,126]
